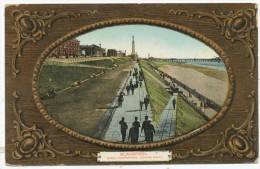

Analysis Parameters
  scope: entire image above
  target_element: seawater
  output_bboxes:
[183,61,226,71]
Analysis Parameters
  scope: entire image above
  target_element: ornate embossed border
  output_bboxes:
[11,9,97,78]
[6,4,257,163]
[31,18,235,149]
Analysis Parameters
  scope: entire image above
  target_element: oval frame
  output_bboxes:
[32,18,235,149]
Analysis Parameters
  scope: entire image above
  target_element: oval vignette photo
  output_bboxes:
[38,25,229,144]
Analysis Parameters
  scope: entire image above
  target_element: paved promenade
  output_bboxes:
[102,63,176,143]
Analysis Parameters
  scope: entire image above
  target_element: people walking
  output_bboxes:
[139,81,142,87]
[134,81,139,88]
[118,92,125,107]
[130,79,133,86]
[144,95,149,110]
[141,116,149,141]
[139,100,144,110]
[130,84,135,95]
[119,117,128,143]
[128,124,137,143]
[126,84,130,95]
[172,98,176,110]
[146,120,155,142]
[132,117,140,143]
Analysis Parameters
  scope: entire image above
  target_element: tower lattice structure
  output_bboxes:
[131,36,135,55]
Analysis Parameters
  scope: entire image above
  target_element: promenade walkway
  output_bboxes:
[102,63,176,143]
[102,63,153,142]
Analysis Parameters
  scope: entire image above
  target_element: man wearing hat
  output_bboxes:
[119,117,128,143]
[141,116,149,141]
[146,120,155,142]
[132,117,140,143]
[144,95,150,110]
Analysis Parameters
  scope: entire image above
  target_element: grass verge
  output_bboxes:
[140,60,168,85]
[142,70,171,125]
[42,61,134,136]
[175,94,207,136]
[78,59,115,68]
[113,58,127,66]
[148,59,228,83]
[39,65,102,95]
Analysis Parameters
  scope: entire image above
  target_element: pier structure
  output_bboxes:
[159,57,222,63]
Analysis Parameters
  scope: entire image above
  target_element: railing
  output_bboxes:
[178,93,210,121]
[147,62,222,113]
[46,56,119,63]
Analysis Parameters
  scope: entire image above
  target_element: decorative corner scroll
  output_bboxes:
[169,9,257,78]
[12,91,97,160]
[11,9,98,78]
[172,91,256,160]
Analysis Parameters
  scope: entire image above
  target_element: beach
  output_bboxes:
[159,65,228,105]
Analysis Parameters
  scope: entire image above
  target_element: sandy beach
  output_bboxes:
[159,65,228,105]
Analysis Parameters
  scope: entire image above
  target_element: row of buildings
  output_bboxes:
[50,38,126,58]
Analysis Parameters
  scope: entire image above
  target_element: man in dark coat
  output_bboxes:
[132,117,140,143]
[130,84,135,95]
[119,117,128,142]
[135,81,139,88]
[144,95,149,110]
[146,120,155,142]
[128,124,137,143]
[126,85,130,95]
[172,98,176,110]
[130,78,133,85]
[139,81,142,87]
[141,116,149,141]
[139,100,144,110]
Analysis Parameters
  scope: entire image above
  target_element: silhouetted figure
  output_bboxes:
[130,79,133,86]
[172,98,176,110]
[118,92,125,107]
[128,124,137,143]
[135,81,138,88]
[130,84,135,95]
[119,117,128,142]
[126,85,130,95]
[139,100,144,110]
[139,81,142,87]
[141,116,149,141]
[129,70,132,76]
[146,120,155,142]
[144,95,149,110]
[132,117,140,142]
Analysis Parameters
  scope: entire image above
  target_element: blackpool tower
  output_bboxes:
[131,36,135,55]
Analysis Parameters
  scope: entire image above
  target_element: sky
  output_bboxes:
[76,25,219,59]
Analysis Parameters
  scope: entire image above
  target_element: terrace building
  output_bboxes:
[107,49,117,57]
[50,38,80,58]
[80,44,106,57]
[117,50,126,57]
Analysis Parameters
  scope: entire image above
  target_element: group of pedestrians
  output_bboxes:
[117,64,155,143]
[125,79,138,95]
[126,67,144,96]
[139,95,149,110]
[120,65,145,107]
[119,116,155,143]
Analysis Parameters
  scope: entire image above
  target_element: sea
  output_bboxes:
[182,61,226,71]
